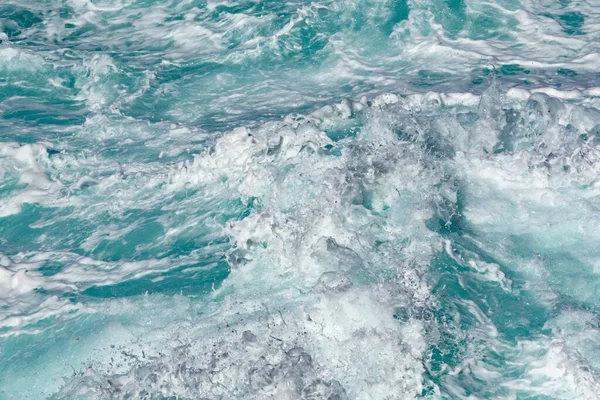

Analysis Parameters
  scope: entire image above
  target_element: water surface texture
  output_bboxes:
[1,0,600,399]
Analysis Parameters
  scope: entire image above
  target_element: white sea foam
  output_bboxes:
[3,0,600,398]
[3,78,600,398]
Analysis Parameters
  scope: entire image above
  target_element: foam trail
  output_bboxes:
[2,1,600,399]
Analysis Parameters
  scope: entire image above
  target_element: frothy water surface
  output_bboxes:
[1,1,600,399]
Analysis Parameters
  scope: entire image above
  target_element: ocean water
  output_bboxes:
[1,0,600,399]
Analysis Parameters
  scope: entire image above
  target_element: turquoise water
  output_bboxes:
[1,0,600,398]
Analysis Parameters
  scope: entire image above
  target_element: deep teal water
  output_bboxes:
[1,1,600,399]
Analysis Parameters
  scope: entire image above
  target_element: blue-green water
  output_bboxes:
[1,1,600,399]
